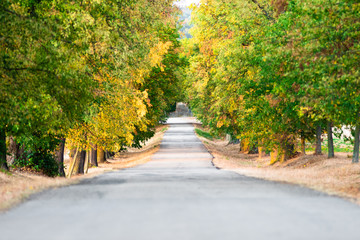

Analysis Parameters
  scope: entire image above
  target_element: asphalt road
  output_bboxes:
[1,117,360,240]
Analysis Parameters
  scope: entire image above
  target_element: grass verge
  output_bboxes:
[194,127,360,205]
[195,128,213,140]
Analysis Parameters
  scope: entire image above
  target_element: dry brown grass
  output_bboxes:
[93,125,167,171]
[0,125,167,212]
[0,171,75,211]
[195,128,360,205]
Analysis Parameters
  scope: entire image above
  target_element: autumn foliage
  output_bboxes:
[0,0,185,175]
[184,0,360,163]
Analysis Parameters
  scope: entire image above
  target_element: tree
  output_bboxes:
[184,0,360,163]
[1,0,184,174]
[0,0,94,172]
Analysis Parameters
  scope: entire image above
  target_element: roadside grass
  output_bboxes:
[0,169,12,176]
[0,124,168,212]
[0,172,76,211]
[195,128,360,205]
[303,136,353,154]
[195,128,214,140]
[161,126,169,132]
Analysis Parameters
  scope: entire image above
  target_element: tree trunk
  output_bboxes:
[327,122,334,158]
[90,145,98,167]
[7,136,25,165]
[78,150,86,174]
[68,147,86,176]
[0,128,9,171]
[258,140,265,159]
[69,148,80,176]
[226,134,231,145]
[68,147,78,178]
[55,138,66,177]
[352,125,359,163]
[315,125,322,155]
[270,148,281,164]
[248,142,258,154]
[284,140,295,161]
[258,146,264,159]
[271,136,296,164]
[84,150,90,174]
[301,135,306,155]
[97,148,105,163]
[8,136,17,165]
[240,139,250,153]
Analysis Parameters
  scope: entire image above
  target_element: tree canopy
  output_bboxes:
[1,0,359,174]
[183,0,360,162]
[0,0,185,174]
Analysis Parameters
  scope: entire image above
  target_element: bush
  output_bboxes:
[13,150,59,177]
[12,133,60,177]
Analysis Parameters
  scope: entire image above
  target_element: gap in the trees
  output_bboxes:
[169,103,193,117]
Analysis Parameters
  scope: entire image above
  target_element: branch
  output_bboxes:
[1,67,52,74]
[0,6,29,19]
[251,0,275,22]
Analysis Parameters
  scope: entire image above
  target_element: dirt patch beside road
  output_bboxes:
[195,128,360,205]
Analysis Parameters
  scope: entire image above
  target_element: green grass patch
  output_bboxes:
[161,127,168,132]
[195,128,213,140]
[0,168,12,176]
[302,137,353,153]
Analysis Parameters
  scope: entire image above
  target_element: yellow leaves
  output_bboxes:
[217,120,224,128]
[149,41,173,68]
[129,67,148,85]
[227,97,237,113]
[217,116,227,128]
[239,29,246,36]
[136,96,147,118]
[66,123,90,150]
[92,90,147,149]
[68,69,149,151]
[247,70,256,80]
[189,3,198,11]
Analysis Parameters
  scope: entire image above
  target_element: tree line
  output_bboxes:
[0,0,185,176]
[183,0,360,163]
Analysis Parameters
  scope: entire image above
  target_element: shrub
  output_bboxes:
[12,133,60,177]
[13,150,59,177]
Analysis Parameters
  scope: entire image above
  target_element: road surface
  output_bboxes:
[1,117,360,240]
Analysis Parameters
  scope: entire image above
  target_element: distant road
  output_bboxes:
[0,117,360,240]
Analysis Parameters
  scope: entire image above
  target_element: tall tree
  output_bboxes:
[184,0,360,163]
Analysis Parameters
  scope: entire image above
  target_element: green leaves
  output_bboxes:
[184,0,360,155]
[0,0,184,172]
